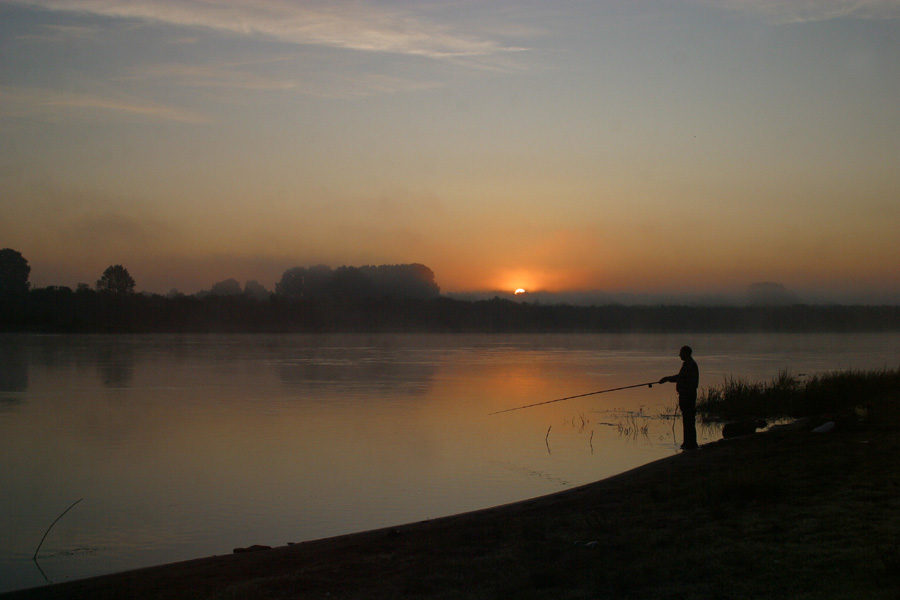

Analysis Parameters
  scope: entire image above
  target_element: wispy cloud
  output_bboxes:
[711,0,900,24]
[14,22,102,42]
[10,0,527,59]
[126,61,299,91]
[121,58,447,98]
[0,87,210,123]
[45,93,210,122]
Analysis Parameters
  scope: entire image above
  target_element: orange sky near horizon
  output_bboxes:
[2,1,899,302]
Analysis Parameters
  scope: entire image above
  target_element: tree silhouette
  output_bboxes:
[210,278,242,296]
[276,265,333,299]
[0,248,31,294]
[243,280,270,300]
[96,265,136,295]
[361,263,439,298]
[331,266,374,300]
[276,263,440,301]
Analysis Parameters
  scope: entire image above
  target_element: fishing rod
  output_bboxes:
[489,381,659,415]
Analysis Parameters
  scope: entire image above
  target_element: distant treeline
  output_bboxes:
[275,263,440,300]
[3,291,900,333]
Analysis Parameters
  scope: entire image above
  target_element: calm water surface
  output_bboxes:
[1,332,898,592]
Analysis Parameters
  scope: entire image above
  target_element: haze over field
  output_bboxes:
[1,1,898,302]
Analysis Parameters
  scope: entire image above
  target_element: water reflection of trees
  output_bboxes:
[0,340,28,393]
[96,342,135,388]
[278,353,436,398]
[8,335,138,389]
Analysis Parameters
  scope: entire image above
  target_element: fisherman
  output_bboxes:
[659,346,700,450]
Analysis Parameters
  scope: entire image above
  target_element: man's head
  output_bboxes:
[679,346,692,360]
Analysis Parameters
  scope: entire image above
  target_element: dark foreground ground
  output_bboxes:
[4,395,899,600]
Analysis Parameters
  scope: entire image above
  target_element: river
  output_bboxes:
[1,332,897,592]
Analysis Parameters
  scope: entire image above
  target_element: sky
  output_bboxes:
[1,0,899,301]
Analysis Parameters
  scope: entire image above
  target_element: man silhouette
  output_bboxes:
[659,346,699,450]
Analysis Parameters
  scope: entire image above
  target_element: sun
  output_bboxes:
[514,288,526,295]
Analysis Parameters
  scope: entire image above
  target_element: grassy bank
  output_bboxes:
[699,368,900,422]
[4,371,899,599]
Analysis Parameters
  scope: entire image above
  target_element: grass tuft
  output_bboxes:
[698,367,899,422]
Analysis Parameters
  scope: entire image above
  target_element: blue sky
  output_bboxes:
[1,0,898,300]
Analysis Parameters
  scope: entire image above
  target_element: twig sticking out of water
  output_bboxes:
[33,555,50,583]
[33,498,83,560]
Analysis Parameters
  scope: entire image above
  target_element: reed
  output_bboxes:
[698,367,899,422]
[615,412,651,438]
[33,498,83,561]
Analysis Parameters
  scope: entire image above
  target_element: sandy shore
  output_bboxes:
[4,397,899,599]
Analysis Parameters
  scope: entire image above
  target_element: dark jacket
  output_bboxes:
[675,357,699,396]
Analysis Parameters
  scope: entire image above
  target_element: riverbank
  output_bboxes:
[4,394,899,599]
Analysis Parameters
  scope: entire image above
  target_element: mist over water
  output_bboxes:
[1,332,898,593]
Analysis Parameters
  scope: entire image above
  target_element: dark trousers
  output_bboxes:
[679,393,698,449]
